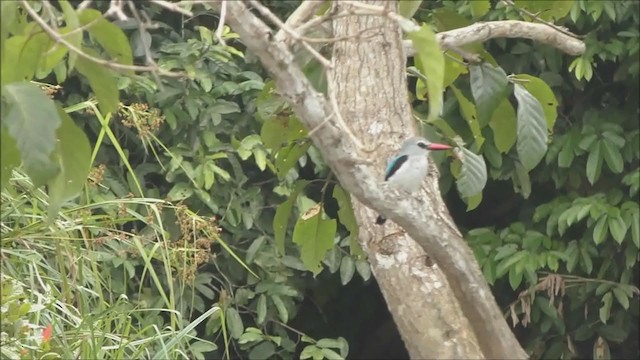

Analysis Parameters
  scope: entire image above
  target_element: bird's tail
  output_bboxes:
[375,215,387,225]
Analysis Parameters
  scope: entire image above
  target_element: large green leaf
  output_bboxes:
[332,185,359,244]
[47,105,92,218]
[75,47,119,115]
[398,0,422,18]
[2,82,61,186]
[78,9,133,72]
[0,130,20,189]
[260,115,306,151]
[514,84,548,171]
[451,85,485,149]
[517,74,558,130]
[489,98,517,153]
[443,52,467,88]
[292,205,337,275]
[408,24,445,121]
[455,147,487,198]
[273,181,308,254]
[515,0,574,21]
[1,34,49,84]
[470,0,491,18]
[601,138,624,174]
[275,141,310,178]
[586,140,604,185]
[470,63,509,127]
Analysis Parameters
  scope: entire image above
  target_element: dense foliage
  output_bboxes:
[1,1,638,359]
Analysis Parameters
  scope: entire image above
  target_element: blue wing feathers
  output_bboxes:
[384,155,408,181]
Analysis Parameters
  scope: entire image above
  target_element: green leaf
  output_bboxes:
[0,130,20,189]
[408,24,445,121]
[339,256,355,285]
[599,292,613,324]
[593,215,608,245]
[58,0,82,71]
[78,9,133,71]
[321,348,344,360]
[586,141,604,185]
[332,185,359,241]
[489,98,517,153]
[2,82,61,186]
[256,294,267,325]
[508,267,524,290]
[225,307,244,339]
[273,181,307,254]
[167,183,193,201]
[517,74,558,130]
[275,141,310,178]
[612,287,630,310]
[455,147,487,198]
[514,84,548,171]
[517,0,574,21]
[249,342,276,360]
[496,250,528,277]
[398,0,423,18]
[270,295,288,323]
[260,115,306,151]
[470,0,491,18]
[601,139,624,173]
[355,259,371,281]
[451,85,484,149]
[469,63,509,126]
[607,215,627,244]
[1,34,49,84]
[443,52,467,88]
[75,47,119,115]
[292,206,337,275]
[514,162,532,198]
[631,211,639,248]
[47,106,92,218]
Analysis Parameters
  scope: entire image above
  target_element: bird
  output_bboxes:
[375,136,452,225]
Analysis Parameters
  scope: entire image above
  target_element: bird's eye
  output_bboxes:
[417,142,428,149]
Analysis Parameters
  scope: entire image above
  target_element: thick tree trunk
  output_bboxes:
[330,1,481,358]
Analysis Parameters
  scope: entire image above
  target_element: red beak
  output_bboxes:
[427,143,452,151]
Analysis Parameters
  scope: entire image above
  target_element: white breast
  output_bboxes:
[386,155,430,193]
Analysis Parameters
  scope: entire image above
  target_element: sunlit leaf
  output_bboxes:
[489,98,517,153]
[273,181,308,254]
[408,24,445,121]
[292,206,336,275]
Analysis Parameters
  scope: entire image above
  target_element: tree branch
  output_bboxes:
[215,1,527,358]
[403,20,585,56]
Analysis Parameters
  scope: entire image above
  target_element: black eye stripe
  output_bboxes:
[417,142,428,149]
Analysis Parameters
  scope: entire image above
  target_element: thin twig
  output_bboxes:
[148,0,194,17]
[20,0,184,77]
[274,0,325,42]
[246,0,333,68]
[215,0,227,45]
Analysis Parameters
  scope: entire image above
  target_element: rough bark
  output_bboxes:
[212,0,585,358]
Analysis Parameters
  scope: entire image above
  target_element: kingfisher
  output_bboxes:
[375,136,452,225]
